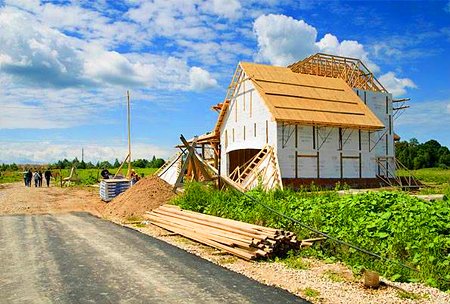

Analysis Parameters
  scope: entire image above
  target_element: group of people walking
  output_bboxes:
[23,169,52,187]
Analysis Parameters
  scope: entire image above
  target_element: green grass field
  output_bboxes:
[397,168,450,185]
[397,168,450,195]
[0,167,158,185]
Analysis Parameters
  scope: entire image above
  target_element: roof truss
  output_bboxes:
[288,53,387,93]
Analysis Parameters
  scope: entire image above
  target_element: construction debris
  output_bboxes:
[145,204,299,260]
[104,176,174,219]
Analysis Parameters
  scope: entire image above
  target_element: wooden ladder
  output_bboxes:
[238,147,270,183]
[226,64,243,101]
[212,64,243,136]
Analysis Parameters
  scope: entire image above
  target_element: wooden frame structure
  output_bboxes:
[375,156,420,189]
[288,53,387,93]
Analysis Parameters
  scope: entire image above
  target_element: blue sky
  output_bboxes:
[0,0,449,164]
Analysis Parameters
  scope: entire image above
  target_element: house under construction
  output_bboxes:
[162,53,413,191]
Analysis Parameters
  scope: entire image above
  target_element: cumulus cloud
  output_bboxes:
[252,14,420,96]
[0,7,89,88]
[254,14,318,66]
[253,14,378,71]
[189,67,218,91]
[0,6,217,91]
[378,72,417,97]
[202,0,242,19]
[316,34,379,72]
[0,141,175,164]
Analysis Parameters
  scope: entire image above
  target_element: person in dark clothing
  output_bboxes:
[26,169,32,187]
[38,171,43,187]
[101,169,110,179]
[44,169,52,187]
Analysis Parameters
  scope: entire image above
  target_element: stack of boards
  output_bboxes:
[99,179,130,202]
[146,204,300,260]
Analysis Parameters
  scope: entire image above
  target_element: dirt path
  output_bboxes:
[0,183,104,216]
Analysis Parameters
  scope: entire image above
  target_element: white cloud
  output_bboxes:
[0,7,89,87]
[0,6,217,92]
[253,14,318,66]
[378,72,417,97]
[316,33,379,73]
[202,0,242,19]
[189,67,218,91]
[252,14,420,97]
[0,141,175,164]
[4,0,40,12]
[253,14,379,72]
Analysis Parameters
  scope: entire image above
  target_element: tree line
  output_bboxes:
[395,138,450,170]
[0,156,165,171]
[51,156,165,169]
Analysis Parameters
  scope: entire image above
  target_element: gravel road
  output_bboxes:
[0,212,308,303]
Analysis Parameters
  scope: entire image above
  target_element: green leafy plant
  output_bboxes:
[172,182,450,291]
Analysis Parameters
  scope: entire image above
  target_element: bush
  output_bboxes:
[173,183,450,291]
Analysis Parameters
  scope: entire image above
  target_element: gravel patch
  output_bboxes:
[126,222,450,304]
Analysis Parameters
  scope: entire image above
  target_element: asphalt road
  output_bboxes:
[0,212,308,303]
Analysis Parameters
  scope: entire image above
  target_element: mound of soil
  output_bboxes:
[103,176,175,221]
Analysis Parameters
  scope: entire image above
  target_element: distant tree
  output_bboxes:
[396,138,449,169]
[113,158,121,168]
[132,159,148,168]
[98,161,112,169]
[62,158,70,169]
[79,160,87,169]
[153,158,165,168]
[86,161,96,169]
[72,157,80,168]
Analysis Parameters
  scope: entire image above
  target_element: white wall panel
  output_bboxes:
[220,71,276,175]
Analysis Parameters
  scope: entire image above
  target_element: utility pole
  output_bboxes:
[81,148,84,163]
[126,90,132,178]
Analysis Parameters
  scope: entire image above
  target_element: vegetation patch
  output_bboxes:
[323,270,346,283]
[219,256,239,265]
[303,287,320,298]
[173,182,450,291]
[279,251,310,270]
[396,290,427,301]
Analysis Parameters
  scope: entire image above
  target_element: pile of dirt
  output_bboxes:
[103,176,175,221]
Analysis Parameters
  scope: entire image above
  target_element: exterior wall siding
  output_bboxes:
[220,70,276,175]
[276,89,394,180]
[357,89,395,177]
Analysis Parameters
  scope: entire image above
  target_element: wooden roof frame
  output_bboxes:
[288,53,387,93]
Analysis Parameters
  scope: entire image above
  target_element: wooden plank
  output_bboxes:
[149,219,257,260]
[148,212,257,244]
[148,215,253,249]
[158,205,281,234]
[149,210,270,241]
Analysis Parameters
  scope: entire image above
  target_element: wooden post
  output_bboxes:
[126,90,132,178]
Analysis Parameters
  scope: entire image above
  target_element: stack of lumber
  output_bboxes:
[99,179,130,202]
[145,204,299,260]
